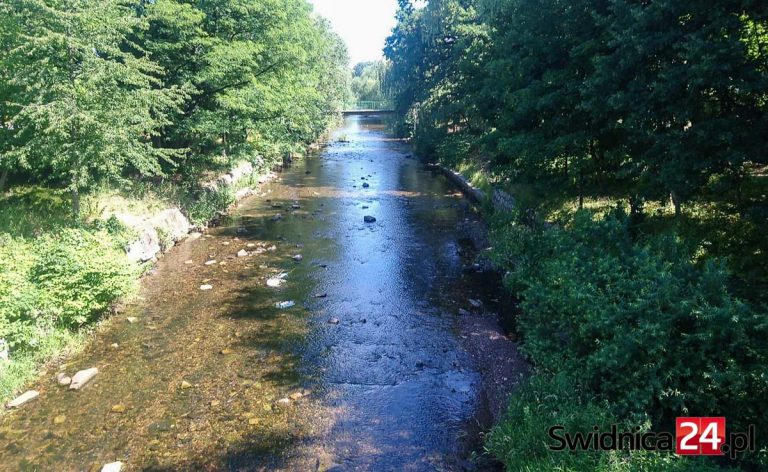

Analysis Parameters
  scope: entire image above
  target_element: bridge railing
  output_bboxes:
[344,100,394,111]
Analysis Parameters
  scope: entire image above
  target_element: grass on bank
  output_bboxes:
[0,162,267,404]
[0,217,138,403]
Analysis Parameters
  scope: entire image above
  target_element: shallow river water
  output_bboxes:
[0,116,502,471]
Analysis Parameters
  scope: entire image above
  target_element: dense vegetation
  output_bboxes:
[385,0,768,470]
[349,61,390,105]
[0,0,348,401]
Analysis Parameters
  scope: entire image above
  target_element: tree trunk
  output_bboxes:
[0,169,7,193]
[579,143,592,211]
[71,187,80,220]
[670,191,682,218]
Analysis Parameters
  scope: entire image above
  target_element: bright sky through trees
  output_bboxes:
[308,0,399,65]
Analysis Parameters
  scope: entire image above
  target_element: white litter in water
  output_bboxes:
[275,301,296,309]
[101,461,124,472]
[266,273,289,287]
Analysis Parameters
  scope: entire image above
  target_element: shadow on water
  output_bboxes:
[0,115,506,471]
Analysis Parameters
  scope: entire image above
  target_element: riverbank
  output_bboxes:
[0,157,288,406]
[414,154,768,470]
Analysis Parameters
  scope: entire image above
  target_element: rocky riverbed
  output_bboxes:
[0,115,526,471]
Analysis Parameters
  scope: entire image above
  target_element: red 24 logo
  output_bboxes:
[676,417,725,455]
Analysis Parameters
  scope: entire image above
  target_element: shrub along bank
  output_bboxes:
[0,217,136,402]
[0,163,273,403]
[485,208,767,470]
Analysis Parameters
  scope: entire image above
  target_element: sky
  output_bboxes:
[308,0,400,66]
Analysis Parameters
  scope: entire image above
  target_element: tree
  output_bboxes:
[586,0,768,215]
[385,0,487,150]
[4,0,183,217]
[350,61,389,103]
[138,0,348,168]
[0,0,25,193]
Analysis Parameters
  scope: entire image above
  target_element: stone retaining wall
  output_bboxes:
[117,161,273,263]
[431,164,515,213]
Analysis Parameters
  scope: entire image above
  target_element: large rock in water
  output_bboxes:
[70,368,98,390]
[6,390,39,409]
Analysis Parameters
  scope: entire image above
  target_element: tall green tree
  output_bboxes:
[385,0,487,152]
[350,60,389,103]
[587,0,768,215]
[140,0,348,168]
[480,0,617,207]
[0,1,25,193]
[4,0,183,216]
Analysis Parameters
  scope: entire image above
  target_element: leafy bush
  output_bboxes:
[487,374,731,472]
[491,208,768,465]
[184,186,235,227]
[0,228,134,358]
[0,236,41,351]
[436,133,473,168]
[31,229,136,328]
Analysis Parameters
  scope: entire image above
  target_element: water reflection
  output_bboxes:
[0,115,487,471]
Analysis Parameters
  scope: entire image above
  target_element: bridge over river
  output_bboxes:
[341,100,395,115]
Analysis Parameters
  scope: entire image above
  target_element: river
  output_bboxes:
[0,115,523,471]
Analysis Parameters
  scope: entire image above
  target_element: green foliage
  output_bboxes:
[31,229,135,327]
[0,236,39,351]
[0,327,84,405]
[1,0,348,213]
[184,186,236,227]
[387,0,768,209]
[3,0,185,215]
[385,0,488,141]
[142,0,348,168]
[0,228,134,353]
[487,373,731,472]
[349,61,390,104]
[0,187,72,236]
[490,210,768,467]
